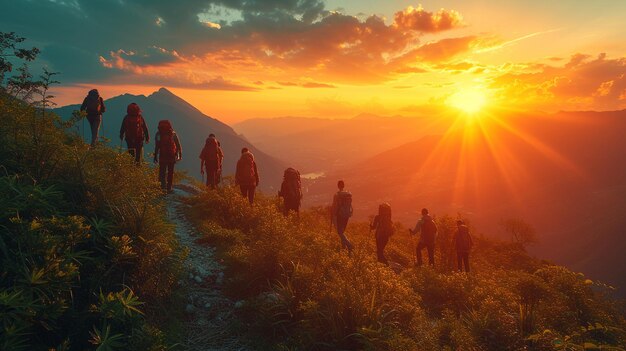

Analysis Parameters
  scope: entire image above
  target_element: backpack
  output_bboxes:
[201,137,219,161]
[421,215,437,244]
[237,153,256,184]
[157,120,176,159]
[282,168,302,201]
[84,91,101,115]
[124,114,144,142]
[337,191,353,219]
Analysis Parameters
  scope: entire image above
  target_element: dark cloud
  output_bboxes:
[0,0,470,87]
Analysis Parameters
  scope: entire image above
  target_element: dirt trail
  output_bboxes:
[166,185,250,351]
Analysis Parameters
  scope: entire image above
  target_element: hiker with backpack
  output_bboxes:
[330,180,354,252]
[370,203,393,264]
[409,208,437,267]
[153,120,182,193]
[80,89,106,147]
[278,168,302,216]
[199,134,224,189]
[454,220,473,272]
[119,102,149,164]
[235,147,259,204]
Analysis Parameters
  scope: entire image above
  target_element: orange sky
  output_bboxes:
[39,1,626,123]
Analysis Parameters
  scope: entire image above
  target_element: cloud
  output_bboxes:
[393,5,464,32]
[1,0,472,87]
[412,36,479,62]
[491,53,626,110]
[278,81,335,88]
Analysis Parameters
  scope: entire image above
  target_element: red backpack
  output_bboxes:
[237,153,256,183]
[158,120,176,159]
[201,137,219,161]
[282,168,302,201]
[124,114,144,142]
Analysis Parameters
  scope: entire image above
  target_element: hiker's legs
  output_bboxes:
[158,162,167,190]
[376,234,389,264]
[415,241,426,266]
[125,140,142,164]
[206,162,218,189]
[166,161,175,191]
[87,115,101,147]
[427,243,435,266]
[239,183,255,204]
[336,216,353,251]
[462,252,470,272]
[126,140,135,159]
[135,143,143,164]
[247,184,256,204]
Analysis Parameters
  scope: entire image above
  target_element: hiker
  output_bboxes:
[370,203,393,264]
[80,89,106,147]
[199,134,223,189]
[409,208,437,267]
[330,180,354,252]
[119,102,149,164]
[235,147,259,204]
[278,168,302,216]
[153,120,182,193]
[454,220,473,272]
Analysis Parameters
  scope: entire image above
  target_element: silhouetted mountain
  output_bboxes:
[306,109,626,294]
[53,88,285,189]
[234,114,452,173]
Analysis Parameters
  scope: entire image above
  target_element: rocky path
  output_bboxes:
[166,185,250,351]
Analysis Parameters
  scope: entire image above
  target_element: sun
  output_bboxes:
[447,88,488,115]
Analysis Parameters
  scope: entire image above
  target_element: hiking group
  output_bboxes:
[80,90,473,271]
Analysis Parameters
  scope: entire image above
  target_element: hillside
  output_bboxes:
[53,88,286,190]
[234,113,452,173]
[306,109,626,294]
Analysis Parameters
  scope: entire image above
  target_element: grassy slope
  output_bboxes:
[185,185,626,351]
[0,92,185,350]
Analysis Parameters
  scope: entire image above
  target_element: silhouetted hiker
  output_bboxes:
[278,167,302,216]
[454,220,473,272]
[330,180,354,252]
[409,208,437,267]
[200,134,223,189]
[80,89,105,147]
[119,103,149,164]
[154,120,182,193]
[235,147,259,204]
[370,203,393,264]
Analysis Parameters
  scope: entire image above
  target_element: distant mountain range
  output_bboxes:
[304,109,626,294]
[234,113,452,173]
[53,88,286,189]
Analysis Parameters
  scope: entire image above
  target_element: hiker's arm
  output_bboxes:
[371,215,379,230]
[80,98,87,112]
[254,162,259,186]
[100,97,106,113]
[410,219,422,235]
[200,159,205,174]
[142,120,150,143]
[174,134,182,160]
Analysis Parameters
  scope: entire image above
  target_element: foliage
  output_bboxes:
[0,33,184,350]
[185,185,626,350]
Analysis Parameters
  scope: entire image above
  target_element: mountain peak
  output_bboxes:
[149,87,176,98]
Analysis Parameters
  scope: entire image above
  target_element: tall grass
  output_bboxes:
[185,184,626,350]
[0,91,185,350]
